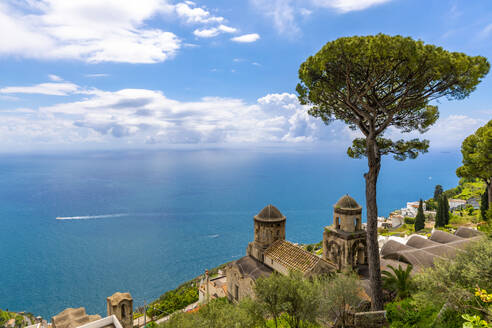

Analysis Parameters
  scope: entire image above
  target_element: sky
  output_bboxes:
[0,0,491,153]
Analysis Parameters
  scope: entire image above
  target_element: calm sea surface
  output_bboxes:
[0,149,461,318]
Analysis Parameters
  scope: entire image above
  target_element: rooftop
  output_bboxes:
[232,256,273,280]
[380,227,482,270]
[254,204,285,222]
[334,194,362,214]
[107,292,132,306]
[52,308,101,328]
[264,240,335,273]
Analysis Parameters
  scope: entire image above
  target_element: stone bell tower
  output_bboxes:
[323,195,367,271]
[107,292,133,328]
[247,204,286,263]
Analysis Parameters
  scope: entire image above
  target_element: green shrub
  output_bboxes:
[385,298,425,327]
[414,238,492,323]
[404,217,415,225]
[148,282,199,318]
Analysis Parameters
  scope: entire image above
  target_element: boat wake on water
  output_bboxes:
[56,213,128,220]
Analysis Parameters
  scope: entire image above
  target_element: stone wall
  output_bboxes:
[225,265,255,302]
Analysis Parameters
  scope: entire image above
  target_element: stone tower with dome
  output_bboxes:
[246,204,286,262]
[323,194,367,271]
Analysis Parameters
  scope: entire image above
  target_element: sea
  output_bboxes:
[0,148,462,318]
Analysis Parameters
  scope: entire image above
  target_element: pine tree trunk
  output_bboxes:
[487,180,492,209]
[364,136,384,310]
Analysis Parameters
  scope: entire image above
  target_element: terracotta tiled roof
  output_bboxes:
[233,256,273,280]
[264,240,331,273]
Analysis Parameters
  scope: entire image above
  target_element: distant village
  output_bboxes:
[377,196,478,230]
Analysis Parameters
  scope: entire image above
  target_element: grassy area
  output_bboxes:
[302,241,322,254]
[449,209,481,225]
[379,223,433,237]
[443,178,486,200]
[142,262,230,320]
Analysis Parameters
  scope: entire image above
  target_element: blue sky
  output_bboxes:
[0,0,490,152]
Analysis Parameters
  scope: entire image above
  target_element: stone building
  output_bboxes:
[323,195,367,271]
[51,292,132,328]
[52,308,102,328]
[106,292,133,328]
[226,204,335,302]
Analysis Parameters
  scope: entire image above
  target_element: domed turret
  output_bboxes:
[247,205,286,262]
[333,194,362,232]
[323,194,367,271]
[334,194,362,214]
[254,204,286,222]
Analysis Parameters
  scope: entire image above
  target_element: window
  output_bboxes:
[235,285,239,300]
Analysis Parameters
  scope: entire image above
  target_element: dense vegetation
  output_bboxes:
[0,310,31,328]
[456,120,492,216]
[443,178,487,202]
[144,263,229,319]
[159,271,366,328]
[385,238,492,327]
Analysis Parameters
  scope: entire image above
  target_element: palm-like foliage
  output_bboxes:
[382,264,413,300]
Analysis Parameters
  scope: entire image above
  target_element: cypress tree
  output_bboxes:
[442,194,450,225]
[415,199,426,231]
[434,185,443,201]
[481,191,489,221]
[435,196,443,228]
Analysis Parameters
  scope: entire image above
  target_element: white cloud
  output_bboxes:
[231,33,260,43]
[85,73,110,78]
[251,0,392,35]
[420,115,485,149]
[480,23,492,38]
[218,25,238,33]
[0,87,340,147]
[0,82,477,150]
[0,82,80,96]
[174,2,224,24]
[48,74,63,82]
[384,114,485,150]
[250,0,299,35]
[193,24,237,38]
[0,0,237,63]
[0,67,481,152]
[312,0,392,12]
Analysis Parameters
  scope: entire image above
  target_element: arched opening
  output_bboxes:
[357,246,365,264]
[121,304,126,319]
[335,217,340,229]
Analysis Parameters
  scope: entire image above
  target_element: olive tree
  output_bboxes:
[297,34,489,309]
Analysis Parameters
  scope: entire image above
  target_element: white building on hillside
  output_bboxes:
[400,201,426,218]
[449,199,467,211]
